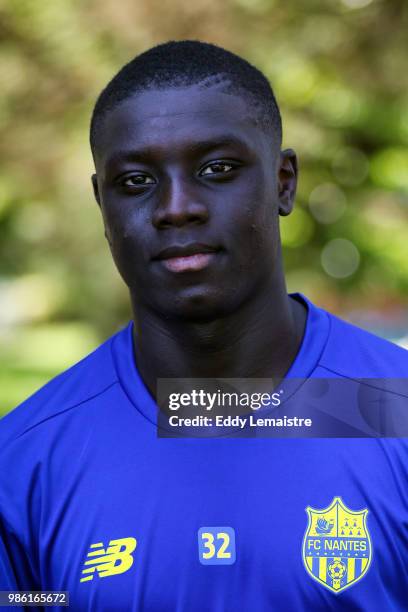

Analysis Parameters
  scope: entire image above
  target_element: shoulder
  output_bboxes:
[319,308,408,378]
[0,324,130,452]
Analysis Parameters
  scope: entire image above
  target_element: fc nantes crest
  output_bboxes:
[302,497,372,593]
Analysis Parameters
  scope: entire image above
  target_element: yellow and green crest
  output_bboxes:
[302,497,372,594]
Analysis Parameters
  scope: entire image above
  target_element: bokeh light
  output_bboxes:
[321,239,361,278]
[308,183,347,224]
[341,0,373,9]
[331,148,370,187]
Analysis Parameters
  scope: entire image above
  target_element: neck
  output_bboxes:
[131,282,307,399]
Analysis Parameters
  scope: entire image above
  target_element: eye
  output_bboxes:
[121,174,156,187]
[199,161,238,176]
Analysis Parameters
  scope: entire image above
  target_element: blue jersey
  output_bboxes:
[1,293,408,611]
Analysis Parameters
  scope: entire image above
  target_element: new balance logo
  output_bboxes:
[80,537,137,582]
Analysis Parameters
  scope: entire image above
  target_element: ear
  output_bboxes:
[278,149,298,216]
[91,174,101,207]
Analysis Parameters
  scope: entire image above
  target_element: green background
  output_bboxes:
[1,0,407,416]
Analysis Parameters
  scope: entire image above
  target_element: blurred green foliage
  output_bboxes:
[1,0,407,414]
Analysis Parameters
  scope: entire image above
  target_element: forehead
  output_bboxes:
[94,85,275,168]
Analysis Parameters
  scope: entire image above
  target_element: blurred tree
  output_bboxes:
[0,0,407,413]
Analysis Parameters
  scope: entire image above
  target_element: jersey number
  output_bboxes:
[198,527,236,565]
[201,532,231,559]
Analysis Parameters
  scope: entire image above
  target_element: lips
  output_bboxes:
[154,243,220,273]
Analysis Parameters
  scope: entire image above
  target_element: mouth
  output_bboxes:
[154,243,220,273]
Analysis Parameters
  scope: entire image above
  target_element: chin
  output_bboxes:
[159,287,239,323]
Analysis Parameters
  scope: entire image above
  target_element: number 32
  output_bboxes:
[201,532,231,559]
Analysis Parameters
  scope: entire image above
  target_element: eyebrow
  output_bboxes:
[104,134,253,170]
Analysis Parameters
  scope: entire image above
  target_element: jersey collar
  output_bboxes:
[112,293,330,426]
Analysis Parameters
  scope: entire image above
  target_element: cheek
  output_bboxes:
[232,187,279,261]
[252,208,279,251]
[101,203,148,269]
[102,202,130,238]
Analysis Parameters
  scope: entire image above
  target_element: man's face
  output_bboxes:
[92,84,296,321]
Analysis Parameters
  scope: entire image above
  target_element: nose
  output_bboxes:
[152,175,209,229]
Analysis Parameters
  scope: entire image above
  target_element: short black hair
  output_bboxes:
[90,40,282,155]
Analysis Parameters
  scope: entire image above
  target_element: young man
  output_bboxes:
[1,41,407,610]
